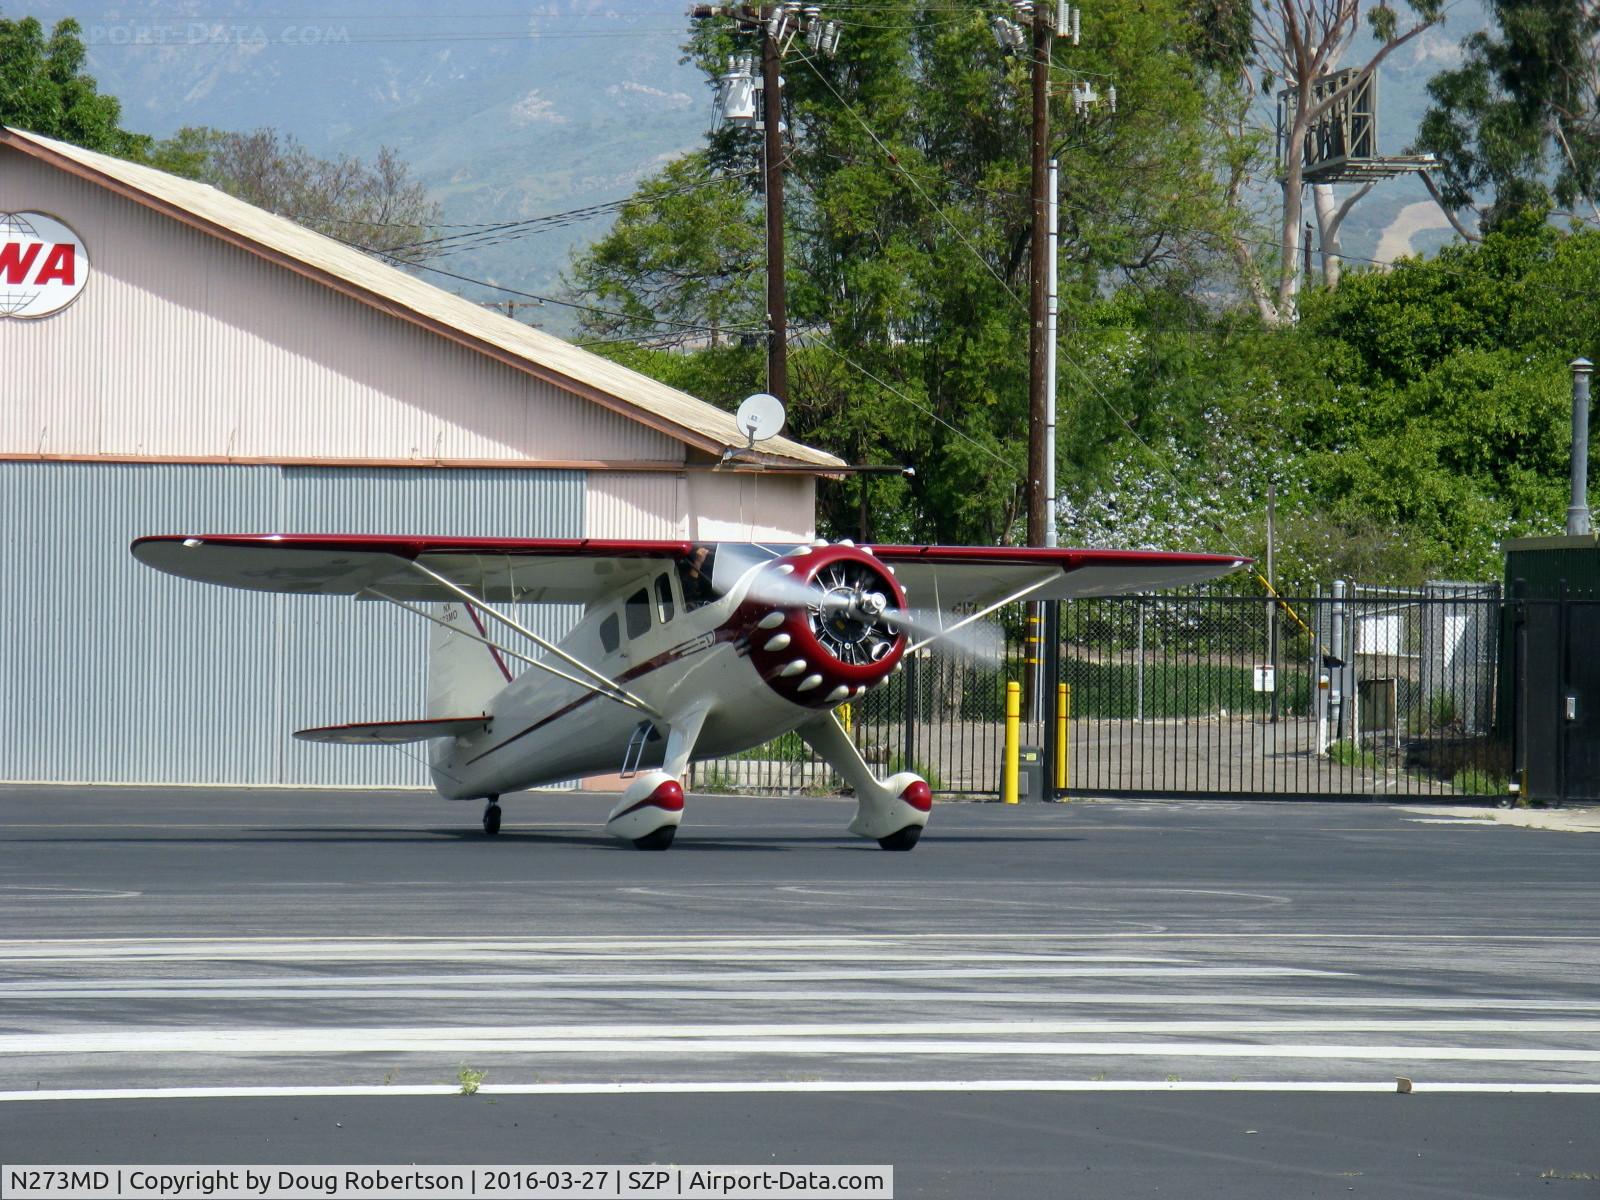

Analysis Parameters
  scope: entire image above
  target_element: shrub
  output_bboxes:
[1326,739,1378,769]
[1452,767,1507,796]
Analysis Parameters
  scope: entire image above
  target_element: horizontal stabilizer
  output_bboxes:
[294,716,490,745]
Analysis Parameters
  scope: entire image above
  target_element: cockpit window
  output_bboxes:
[624,587,651,639]
[676,545,719,611]
[599,612,620,654]
[655,572,675,624]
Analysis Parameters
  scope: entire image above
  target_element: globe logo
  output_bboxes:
[0,211,90,319]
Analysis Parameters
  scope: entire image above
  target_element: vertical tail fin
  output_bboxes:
[426,603,513,718]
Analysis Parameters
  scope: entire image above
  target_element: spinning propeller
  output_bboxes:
[733,544,1005,662]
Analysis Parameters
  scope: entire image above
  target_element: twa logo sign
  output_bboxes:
[0,212,90,319]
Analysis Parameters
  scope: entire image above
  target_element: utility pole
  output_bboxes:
[692,6,840,398]
[761,19,789,402]
[1026,0,1051,549]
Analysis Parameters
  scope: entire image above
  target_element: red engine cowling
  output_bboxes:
[736,544,908,709]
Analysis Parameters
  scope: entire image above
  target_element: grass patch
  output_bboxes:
[1451,767,1508,796]
[729,730,809,762]
[1326,739,1378,769]
[457,1066,485,1096]
[694,767,742,795]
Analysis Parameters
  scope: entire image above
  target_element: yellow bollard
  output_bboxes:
[1003,680,1021,804]
[1056,682,1070,796]
[837,702,852,738]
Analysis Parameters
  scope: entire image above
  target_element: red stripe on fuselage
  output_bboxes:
[461,625,744,767]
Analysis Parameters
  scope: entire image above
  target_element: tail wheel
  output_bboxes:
[877,825,922,852]
[482,802,502,836]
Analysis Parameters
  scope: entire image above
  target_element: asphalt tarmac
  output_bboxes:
[1,787,1597,1199]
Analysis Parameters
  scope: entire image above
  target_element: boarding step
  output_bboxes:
[620,720,658,779]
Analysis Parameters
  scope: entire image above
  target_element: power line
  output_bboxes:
[800,334,1022,475]
[371,167,763,258]
[790,47,1025,306]
[347,244,767,336]
[85,28,685,48]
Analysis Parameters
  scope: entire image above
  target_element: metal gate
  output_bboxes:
[693,585,1512,801]
[1054,591,1503,799]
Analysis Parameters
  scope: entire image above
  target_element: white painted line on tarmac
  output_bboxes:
[0,951,1188,968]
[3,1079,1600,1103]
[4,1031,1599,1060]
[5,1019,1599,1038]
[4,988,1599,1010]
[0,967,1346,985]
[2,931,1598,949]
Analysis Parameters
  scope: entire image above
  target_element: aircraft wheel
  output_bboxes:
[877,825,922,852]
[482,802,502,836]
[632,826,676,851]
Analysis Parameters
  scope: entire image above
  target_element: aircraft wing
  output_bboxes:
[130,535,694,604]
[294,717,491,744]
[867,545,1249,607]
[132,535,1246,608]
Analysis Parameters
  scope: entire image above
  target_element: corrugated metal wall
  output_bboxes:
[585,472,685,539]
[1,462,582,786]
[1,149,685,466]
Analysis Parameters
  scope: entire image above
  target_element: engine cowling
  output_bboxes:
[737,544,908,708]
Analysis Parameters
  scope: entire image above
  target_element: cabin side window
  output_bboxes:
[655,572,675,624]
[676,545,718,611]
[625,587,651,639]
[599,612,620,654]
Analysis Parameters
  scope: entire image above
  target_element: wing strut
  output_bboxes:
[366,588,653,715]
[905,572,1059,655]
[401,559,664,719]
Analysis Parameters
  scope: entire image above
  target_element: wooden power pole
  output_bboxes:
[762,20,789,402]
[1026,1,1051,549]
[1023,2,1054,718]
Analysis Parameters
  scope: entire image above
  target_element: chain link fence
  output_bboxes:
[690,584,1508,800]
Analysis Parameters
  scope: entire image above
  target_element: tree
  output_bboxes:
[1415,0,1600,236]
[155,127,443,265]
[1238,0,1443,321]
[1067,213,1598,587]
[571,0,1252,544]
[564,152,765,348]
[0,12,150,156]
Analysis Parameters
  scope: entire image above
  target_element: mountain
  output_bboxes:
[26,0,710,332]
[19,0,1489,331]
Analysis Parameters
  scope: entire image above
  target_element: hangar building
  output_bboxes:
[0,127,842,787]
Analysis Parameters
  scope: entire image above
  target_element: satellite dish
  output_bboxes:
[736,392,786,447]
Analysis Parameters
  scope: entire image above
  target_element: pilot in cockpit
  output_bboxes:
[677,545,719,610]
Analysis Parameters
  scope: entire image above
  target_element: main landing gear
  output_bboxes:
[605,772,684,850]
[877,825,922,852]
[632,826,677,851]
[482,797,502,836]
[797,711,932,851]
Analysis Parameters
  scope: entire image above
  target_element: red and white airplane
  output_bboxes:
[132,535,1244,850]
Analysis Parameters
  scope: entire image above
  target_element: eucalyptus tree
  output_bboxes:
[1415,0,1600,237]
[1239,0,1443,320]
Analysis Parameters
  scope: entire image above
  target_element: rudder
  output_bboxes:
[427,602,513,719]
